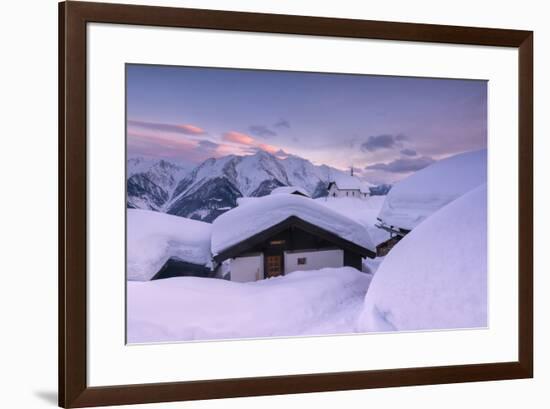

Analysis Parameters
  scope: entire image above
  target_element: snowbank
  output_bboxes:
[212,194,376,255]
[127,209,212,281]
[357,184,487,332]
[127,267,372,343]
[378,149,487,230]
[316,196,390,246]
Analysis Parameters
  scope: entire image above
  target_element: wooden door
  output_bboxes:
[266,255,283,278]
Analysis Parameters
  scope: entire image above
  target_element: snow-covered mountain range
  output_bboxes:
[127,157,191,210]
[127,151,372,222]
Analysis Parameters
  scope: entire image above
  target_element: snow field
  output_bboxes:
[127,267,373,343]
[357,184,487,332]
[316,196,390,246]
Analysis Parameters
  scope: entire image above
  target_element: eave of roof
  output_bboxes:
[213,215,376,263]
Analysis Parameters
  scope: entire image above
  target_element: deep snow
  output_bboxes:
[126,183,486,341]
[236,195,388,247]
[127,267,373,343]
[378,149,487,230]
[127,194,385,282]
[127,209,212,281]
[316,196,390,246]
[211,194,376,255]
[357,184,488,332]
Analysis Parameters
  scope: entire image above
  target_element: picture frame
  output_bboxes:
[59,1,533,407]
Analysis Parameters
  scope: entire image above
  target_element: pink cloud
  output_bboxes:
[127,127,285,163]
[128,119,206,136]
[222,131,256,145]
[128,131,195,149]
[258,143,278,154]
[177,124,205,135]
[127,131,210,162]
[222,131,281,155]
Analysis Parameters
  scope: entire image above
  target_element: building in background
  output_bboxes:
[327,168,373,199]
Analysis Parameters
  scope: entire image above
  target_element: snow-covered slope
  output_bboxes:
[378,149,487,231]
[127,267,372,343]
[164,150,350,221]
[127,157,156,176]
[127,150,383,222]
[212,194,376,255]
[357,184,487,332]
[127,157,191,210]
[127,209,212,281]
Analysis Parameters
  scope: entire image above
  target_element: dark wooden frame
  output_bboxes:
[59,1,533,407]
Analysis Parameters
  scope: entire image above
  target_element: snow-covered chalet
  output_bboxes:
[375,149,487,255]
[211,194,376,282]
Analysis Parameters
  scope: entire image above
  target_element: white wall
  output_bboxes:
[328,185,367,199]
[230,254,264,282]
[284,249,343,274]
[0,0,548,408]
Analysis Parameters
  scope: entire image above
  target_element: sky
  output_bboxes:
[126,64,487,184]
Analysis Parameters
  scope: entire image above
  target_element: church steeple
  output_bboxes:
[350,165,354,177]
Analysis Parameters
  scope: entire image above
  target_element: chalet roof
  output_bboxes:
[330,175,372,194]
[211,194,376,259]
[127,209,212,281]
[378,149,487,231]
[270,186,310,197]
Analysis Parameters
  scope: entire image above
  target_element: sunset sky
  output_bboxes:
[126,64,487,184]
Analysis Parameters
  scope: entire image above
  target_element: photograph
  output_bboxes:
[125,64,488,344]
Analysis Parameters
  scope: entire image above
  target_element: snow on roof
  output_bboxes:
[127,209,212,281]
[331,174,373,193]
[378,149,487,231]
[358,184,487,332]
[316,196,390,247]
[211,194,376,255]
[236,197,257,207]
[270,186,310,197]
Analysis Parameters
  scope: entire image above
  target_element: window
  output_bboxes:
[297,257,307,265]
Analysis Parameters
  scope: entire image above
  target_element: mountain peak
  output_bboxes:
[249,149,274,159]
[128,151,378,222]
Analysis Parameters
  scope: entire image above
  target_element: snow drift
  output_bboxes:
[127,209,212,281]
[357,184,488,332]
[127,267,372,343]
[316,196,389,246]
[211,194,376,255]
[378,149,487,231]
